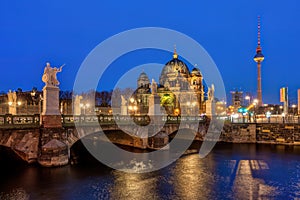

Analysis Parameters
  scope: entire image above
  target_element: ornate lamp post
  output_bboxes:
[253,99,258,122]
[128,97,137,115]
[292,104,296,115]
[80,103,90,115]
[245,95,251,106]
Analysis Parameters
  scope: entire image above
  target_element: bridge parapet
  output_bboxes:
[62,114,207,126]
[0,114,40,128]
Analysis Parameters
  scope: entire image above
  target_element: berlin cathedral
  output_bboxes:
[129,49,206,116]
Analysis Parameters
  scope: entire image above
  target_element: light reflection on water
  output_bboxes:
[0,143,300,200]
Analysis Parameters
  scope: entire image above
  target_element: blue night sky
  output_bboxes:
[1,1,300,105]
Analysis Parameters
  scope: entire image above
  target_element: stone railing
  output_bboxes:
[0,114,207,128]
[230,115,300,124]
[0,114,40,128]
[62,114,207,126]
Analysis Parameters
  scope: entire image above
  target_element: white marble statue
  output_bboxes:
[42,62,64,87]
[207,84,215,101]
[121,95,127,106]
[151,79,157,94]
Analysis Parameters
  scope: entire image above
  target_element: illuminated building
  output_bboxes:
[131,48,205,115]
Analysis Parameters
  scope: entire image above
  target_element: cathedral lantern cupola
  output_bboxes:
[137,71,150,88]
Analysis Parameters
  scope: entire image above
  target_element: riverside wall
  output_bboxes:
[220,123,300,145]
[1,122,300,165]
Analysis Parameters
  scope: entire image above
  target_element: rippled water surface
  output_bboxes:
[0,143,299,200]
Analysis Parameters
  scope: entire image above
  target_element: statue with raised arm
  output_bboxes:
[42,62,64,87]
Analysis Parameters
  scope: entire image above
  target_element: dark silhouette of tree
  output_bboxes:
[17,88,22,93]
[111,88,122,107]
[59,90,73,100]
[95,90,112,107]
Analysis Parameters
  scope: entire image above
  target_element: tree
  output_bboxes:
[95,90,112,107]
[17,88,22,93]
[59,90,73,100]
[111,88,122,108]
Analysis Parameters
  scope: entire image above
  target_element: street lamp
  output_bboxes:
[8,101,22,115]
[80,103,90,115]
[130,98,135,104]
[279,105,283,114]
[266,111,271,123]
[253,99,258,122]
[245,96,250,106]
[253,99,258,105]
[128,105,137,115]
[292,104,296,115]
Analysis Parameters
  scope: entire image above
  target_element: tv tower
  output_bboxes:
[253,16,264,107]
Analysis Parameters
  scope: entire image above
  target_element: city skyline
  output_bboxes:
[1,1,300,104]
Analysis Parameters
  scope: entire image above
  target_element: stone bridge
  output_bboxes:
[0,114,208,165]
[1,114,299,166]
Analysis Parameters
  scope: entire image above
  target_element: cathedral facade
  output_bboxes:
[130,50,205,116]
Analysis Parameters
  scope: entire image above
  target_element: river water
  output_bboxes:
[0,143,299,200]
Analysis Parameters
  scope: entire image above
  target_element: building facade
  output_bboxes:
[130,50,205,115]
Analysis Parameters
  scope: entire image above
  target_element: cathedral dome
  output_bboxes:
[137,72,150,88]
[159,51,190,86]
[138,72,149,81]
[161,55,189,76]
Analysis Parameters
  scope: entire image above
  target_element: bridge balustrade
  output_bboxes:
[61,114,206,126]
[0,114,207,128]
[0,114,40,128]
[230,115,300,124]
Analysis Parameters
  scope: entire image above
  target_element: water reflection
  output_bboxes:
[171,155,212,199]
[0,188,29,200]
[232,160,277,199]
[0,143,300,199]
[111,171,159,199]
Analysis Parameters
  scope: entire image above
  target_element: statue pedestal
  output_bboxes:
[41,115,62,128]
[41,86,62,128]
[206,100,216,117]
[121,105,128,115]
[73,95,82,115]
[148,94,161,116]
